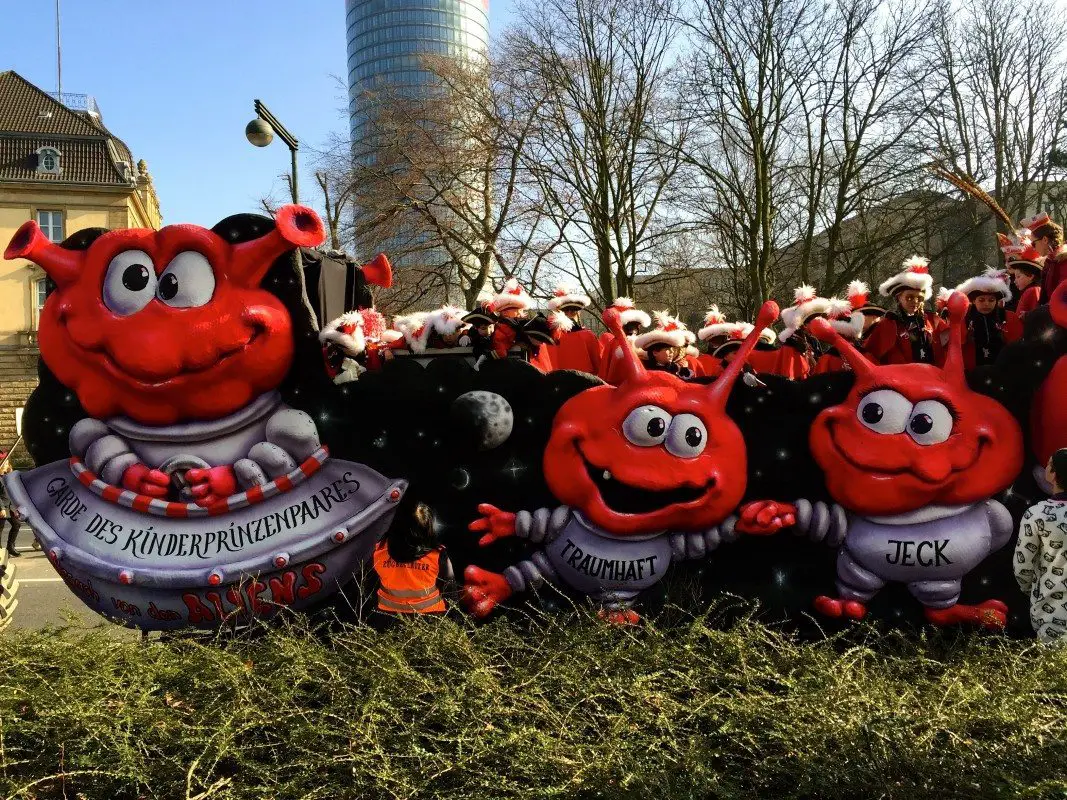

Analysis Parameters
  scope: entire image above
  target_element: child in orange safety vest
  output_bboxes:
[372,500,455,617]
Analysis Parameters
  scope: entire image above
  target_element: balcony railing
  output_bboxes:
[47,92,101,118]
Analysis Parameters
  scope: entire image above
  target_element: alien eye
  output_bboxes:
[856,389,912,435]
[665,413,707,458]
[103,250,157,316]
[622,405,671,447]
[907,400,953,446]
[157,251,216,308]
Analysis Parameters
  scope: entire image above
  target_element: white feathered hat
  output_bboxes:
[633,311,696,350]
[606,297,651,328]
[1020,212,1053,231]
[712,323,775,358]
[778,285,832,343]
[879,255,933,299]
[697,305,732,341]
[490,278,533,313]
[828,281,870,339]
[318,308,392,355]
[956,268,1012,302]
[546,284,592,311]
[392,308,463,352]
[319,311,367,356]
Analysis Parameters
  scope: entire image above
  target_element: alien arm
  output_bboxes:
[232,408,322,489]
[513,506,571,545]
[985,498,1015,553]
[791,499,849,547]
[494,506,571,595]
[669,516,738,562]
[69,418,166,492]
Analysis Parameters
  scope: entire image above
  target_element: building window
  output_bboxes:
[36,210,64,243]
[35,146,62,175]
[32,277,52,331]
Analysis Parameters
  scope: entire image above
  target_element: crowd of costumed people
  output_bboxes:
[2,200,1065,642]
[317,211,1060,388]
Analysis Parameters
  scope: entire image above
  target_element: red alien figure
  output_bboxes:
[778,292,1023,628]
[1030,280,1067,492]
[4,205,328,505]
[463,302,794,623]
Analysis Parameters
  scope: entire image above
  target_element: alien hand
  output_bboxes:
[468,503,518,546]
[121,463,172,498]
[462,565,513,618]
[186,466,238,507]
[735,500,797,535]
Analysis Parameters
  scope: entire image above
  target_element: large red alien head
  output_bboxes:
[543,301,780,535]
[4,206,325,426]
[807,292,1022,516]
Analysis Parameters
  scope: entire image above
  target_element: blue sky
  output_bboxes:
[4,0,515,227]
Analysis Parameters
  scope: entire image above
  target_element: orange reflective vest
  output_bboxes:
[373,542,447,614]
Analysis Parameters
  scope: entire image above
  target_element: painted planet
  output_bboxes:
[450,391,514,451]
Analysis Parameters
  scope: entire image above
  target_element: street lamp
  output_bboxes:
[246,99,299,204]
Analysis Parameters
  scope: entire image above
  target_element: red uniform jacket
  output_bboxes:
[1016,285,1041,317]
[681,354,704,377]
[961,310,1022,371]
[746,346,783,376]
[695,353,724,378]
[812,350,847,375]
[528,345,554,373]
[490,321,519,359]
[862,312,946,366]
[1041,247,1067,305]
[773,343,812,380]
[541,327,601,374]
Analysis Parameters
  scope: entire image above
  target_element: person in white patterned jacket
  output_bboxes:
[1015,449,1067,641]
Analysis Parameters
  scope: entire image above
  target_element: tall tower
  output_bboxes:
[346,0,490,151]
[345,0,490,290]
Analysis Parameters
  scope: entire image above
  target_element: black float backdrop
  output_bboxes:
[19,216,1066,638]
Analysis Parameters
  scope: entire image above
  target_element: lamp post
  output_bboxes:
[245,99,299,204]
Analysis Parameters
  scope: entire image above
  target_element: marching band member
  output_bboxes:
[543,284,601,374]
[1001,237,1044,317]
[488,279,535,360]
[634,311,697,378]
[1021,212,1067,305]
[776,285,831,379]
[863,256,946,366]
[695,306,731,377]
[597,297,651,384]
[956,269,1022,370]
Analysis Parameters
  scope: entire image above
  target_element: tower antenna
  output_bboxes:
[55,0,62,98]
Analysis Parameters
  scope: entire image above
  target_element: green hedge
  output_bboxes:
[2,611,1066,799]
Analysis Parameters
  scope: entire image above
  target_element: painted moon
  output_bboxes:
[451,391,514,451]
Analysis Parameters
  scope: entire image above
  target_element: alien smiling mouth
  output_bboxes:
[826,419,988,481]
[582,457,711,515]
[81,327,264,387]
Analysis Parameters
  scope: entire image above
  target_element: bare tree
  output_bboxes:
[348,50,560,310]
[920,0,1067,236]
[926,0,1067,216]
[508,0,687,304]
[677,0,942,317]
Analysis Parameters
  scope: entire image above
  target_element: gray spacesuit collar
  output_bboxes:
[105,392,283,445]
[864,503,973,526]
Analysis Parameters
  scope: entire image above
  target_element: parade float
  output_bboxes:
[2,206,405,629]
[2,206,1065,636]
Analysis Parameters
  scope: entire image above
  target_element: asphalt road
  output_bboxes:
[5,545,138,637]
